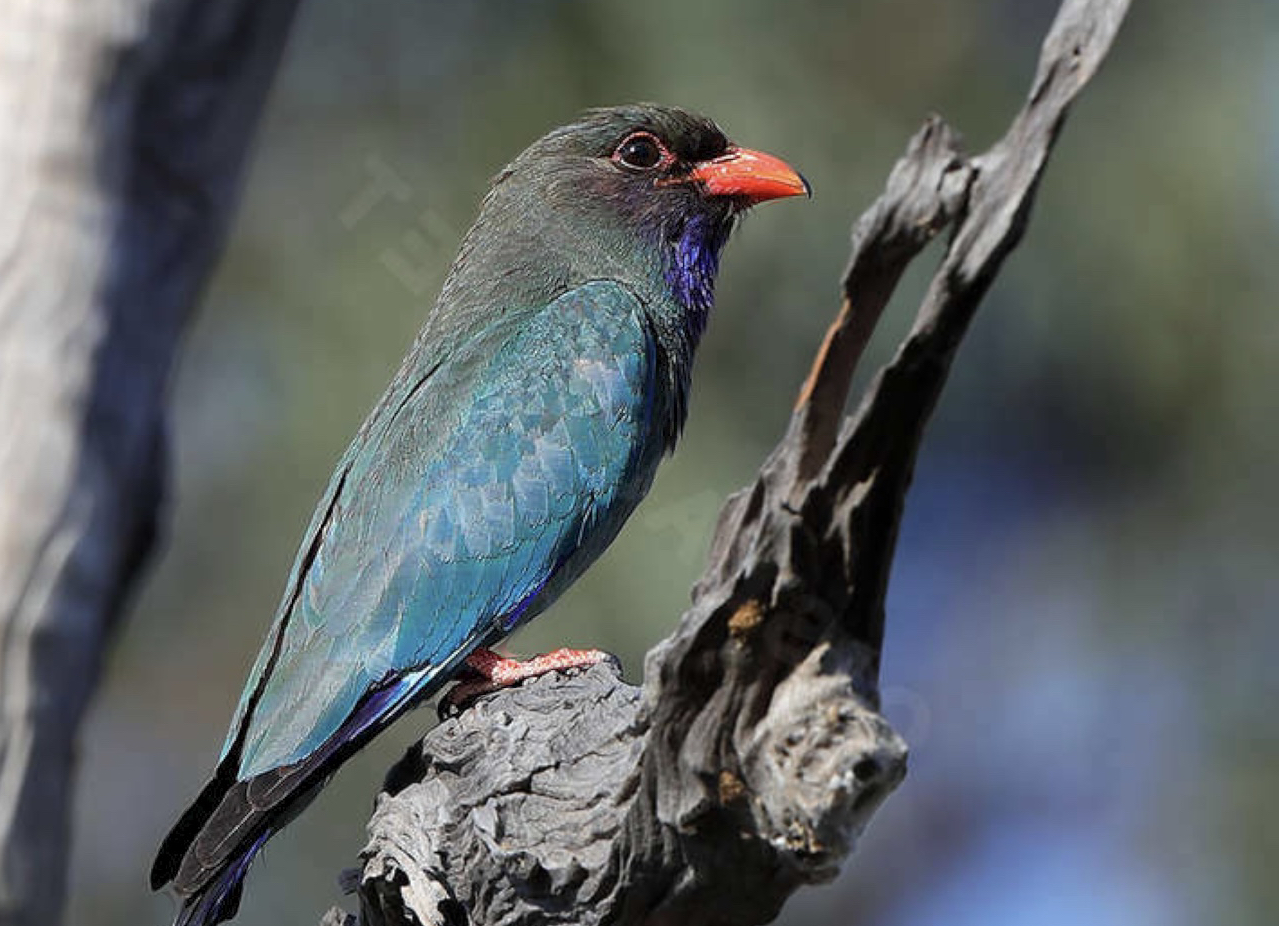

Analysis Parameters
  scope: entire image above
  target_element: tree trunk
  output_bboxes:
[0,3,299,923]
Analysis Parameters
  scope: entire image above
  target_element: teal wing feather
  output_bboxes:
[223,280,661,778]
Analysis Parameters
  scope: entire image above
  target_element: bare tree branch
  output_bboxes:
[0,3,298,923]
[321,2,1131,924]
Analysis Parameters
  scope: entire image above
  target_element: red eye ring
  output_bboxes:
[611,131,671,171]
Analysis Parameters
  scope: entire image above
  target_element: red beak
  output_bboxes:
[685,146,811,204]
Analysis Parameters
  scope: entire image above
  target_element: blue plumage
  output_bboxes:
[231,281,660,776]
[152,104,807,926]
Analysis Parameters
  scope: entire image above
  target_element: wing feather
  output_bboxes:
[225,280,661,778]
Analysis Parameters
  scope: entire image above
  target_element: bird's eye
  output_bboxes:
[612,132,667,170]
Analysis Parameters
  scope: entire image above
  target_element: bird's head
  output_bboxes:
[443,104,808,337]
[521,104,809,315]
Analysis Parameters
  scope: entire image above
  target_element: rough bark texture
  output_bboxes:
[0,3,299,924]
[322,1,1131,925]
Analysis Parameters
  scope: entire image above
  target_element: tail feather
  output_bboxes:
[175,765,320,897]
[171,832,269,926]
[152,766,237,889]
[153,666,441,926]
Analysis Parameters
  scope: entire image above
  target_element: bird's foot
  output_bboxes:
[440,646,619,717]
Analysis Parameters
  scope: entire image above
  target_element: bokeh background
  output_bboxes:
[67,0,1278,924]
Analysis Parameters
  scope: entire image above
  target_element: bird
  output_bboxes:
[151,103,808,926]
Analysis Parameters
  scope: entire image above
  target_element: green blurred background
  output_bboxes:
[69,0,1279,924]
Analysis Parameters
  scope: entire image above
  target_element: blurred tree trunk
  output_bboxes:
[0,3,299,924]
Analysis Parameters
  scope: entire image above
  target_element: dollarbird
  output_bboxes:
[151,103,808,926]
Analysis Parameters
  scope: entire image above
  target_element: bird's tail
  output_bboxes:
[152,665,445,926]
[153,755,335,926]
[169,831,269,926]
[151,764,287,926]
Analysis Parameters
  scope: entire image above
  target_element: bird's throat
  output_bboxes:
[664,211,734,333]
[642,211,735,452]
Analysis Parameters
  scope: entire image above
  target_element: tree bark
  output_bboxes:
[322,1,1131,924]
[0,3,299,924]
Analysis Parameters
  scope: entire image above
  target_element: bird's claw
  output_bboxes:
[438,646,620,718]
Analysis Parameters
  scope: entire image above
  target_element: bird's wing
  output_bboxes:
[222,279,659,779]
